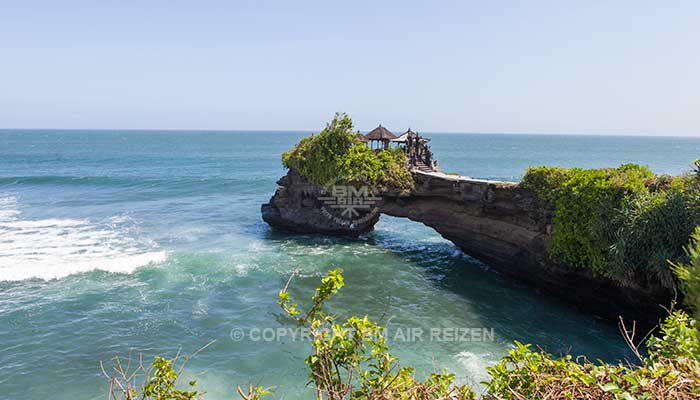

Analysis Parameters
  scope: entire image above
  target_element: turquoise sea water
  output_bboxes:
[1,130,700,399]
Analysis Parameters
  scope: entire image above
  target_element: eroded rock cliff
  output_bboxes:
[261,169,379,236]
[262,168,670,325]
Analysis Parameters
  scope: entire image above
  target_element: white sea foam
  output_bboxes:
[0,196,19,221]
[0,196,166,281]
[454,351,493,387]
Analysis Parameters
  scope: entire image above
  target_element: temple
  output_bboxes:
[363,125,438,172]
[362,125,396,150]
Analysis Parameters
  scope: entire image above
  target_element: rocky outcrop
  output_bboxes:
[261,169,379,236]
[262,169,671,325]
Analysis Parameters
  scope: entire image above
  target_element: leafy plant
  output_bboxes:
[143,357,200,400]
[609,189,700,287]
[103,353,202,400]
[546,164,653,273]
[282,113,360,187]
[486,310,700,400]
[671,226,700,320]
[375,148,414,191]
[521,163,700,284]
[278,269,475,400]
[520,166,573,205]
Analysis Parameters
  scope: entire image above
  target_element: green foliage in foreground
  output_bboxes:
[521,163,700,283]
[277,268,476,399]
[104,354,202,400]
[104,234,700,399]
[142,357,199,400]
[106,269,475,400]
[282,113,414,191]
[486,310,700,400]
[105,271,700,400]
[486,231,700,400]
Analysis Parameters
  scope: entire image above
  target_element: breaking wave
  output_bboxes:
[0,196,166,281]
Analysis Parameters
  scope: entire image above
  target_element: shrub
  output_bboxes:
[520,166,572,205]
[278,269,475,400]
[486,231,700,400]
[282,113,360,186]
[520,163,700,283]
[375,148,414,191]
[486,310,700,400]
[609,190,700,287]
[282,113,414,191]
[104,354,203,400]
[336,144,383,185]
[545,165,653,273]
[550,167,618,271]
[672,226,700,320]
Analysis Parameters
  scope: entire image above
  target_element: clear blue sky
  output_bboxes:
[2,1,699,135]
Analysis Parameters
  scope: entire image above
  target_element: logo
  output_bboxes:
[317,184,381,226]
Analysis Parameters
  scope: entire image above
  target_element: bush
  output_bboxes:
[486,310,700,400]
[282,113,413,191]
[376,148,414,191]
[486,231,700,400]
[609,190,700,287]
[520,166,573,205]
[545,165,653,273]
[104,354,203,400]
[336,145,383,185]
[521,163,700,283]
[672,226,700,320]
[282,113,360,186]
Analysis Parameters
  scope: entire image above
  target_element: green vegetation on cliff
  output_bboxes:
[282,113,413,191]
[673,227,700,320]
[522,162,700,285]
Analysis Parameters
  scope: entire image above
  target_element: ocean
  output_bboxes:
[1,130,699,399]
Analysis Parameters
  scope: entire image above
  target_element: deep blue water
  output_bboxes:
[1,130,699,399]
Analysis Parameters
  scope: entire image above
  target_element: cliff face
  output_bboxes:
[262,169,670,325]
[381,172,549,277]
[261,169,379,236]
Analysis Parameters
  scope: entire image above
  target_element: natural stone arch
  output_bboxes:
[262,169,670,326]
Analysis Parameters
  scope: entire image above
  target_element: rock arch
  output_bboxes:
[262,169,670,325]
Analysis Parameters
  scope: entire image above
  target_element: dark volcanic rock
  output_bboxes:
[262,168,672,326]
[261,169,379,236]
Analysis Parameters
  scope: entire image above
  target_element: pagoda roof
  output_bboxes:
[364,125,397,141]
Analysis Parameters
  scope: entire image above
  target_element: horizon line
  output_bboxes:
[1,127,700,139]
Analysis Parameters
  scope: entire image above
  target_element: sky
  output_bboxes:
[1,1,699,135]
